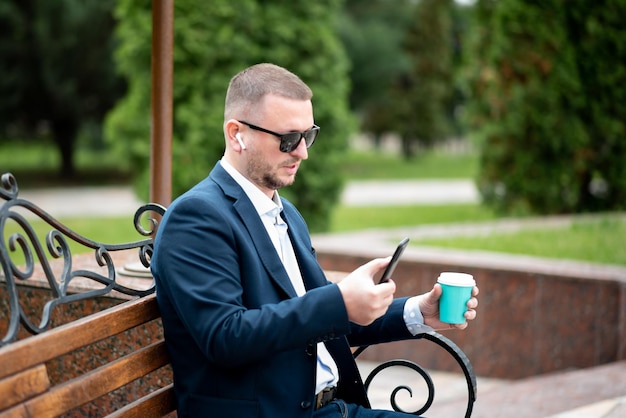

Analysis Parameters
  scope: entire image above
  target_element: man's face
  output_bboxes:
[240,94,314,197]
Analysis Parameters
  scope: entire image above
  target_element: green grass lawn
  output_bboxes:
[330,204,626,266]
[0,141,128,172]
[341,149,478,180]
[330,204,498,231]
[0,140,131,187]
[2,216,151,266]
[412,215,626,266]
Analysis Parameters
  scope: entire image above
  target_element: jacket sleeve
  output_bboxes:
[345,297,415,348]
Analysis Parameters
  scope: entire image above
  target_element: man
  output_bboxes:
[152,63,479,418]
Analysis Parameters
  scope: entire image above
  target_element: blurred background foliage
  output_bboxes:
[106,0,352,232]
[0,0,125,178]
[465,0,626,215]
[1,0,625,231]
[340,0,462,156]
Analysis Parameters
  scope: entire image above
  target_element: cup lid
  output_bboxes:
[437,272,475,286]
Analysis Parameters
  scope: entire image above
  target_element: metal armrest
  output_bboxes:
[354,331,477,417]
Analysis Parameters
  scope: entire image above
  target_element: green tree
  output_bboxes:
[339,0,461,158]
[0,0,124,178]
[339,0,413,113]
[398,0,455,157]
[106,0,352,232]
[464,0,626,215]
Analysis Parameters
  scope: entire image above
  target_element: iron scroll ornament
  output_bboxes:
[354,331,477,417]
[0,172,166,346]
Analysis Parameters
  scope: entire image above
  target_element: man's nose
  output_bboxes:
[290,137,309,160]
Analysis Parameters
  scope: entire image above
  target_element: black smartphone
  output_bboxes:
[379,237,410,283]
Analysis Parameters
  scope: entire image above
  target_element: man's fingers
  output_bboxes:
[361,257,391,275]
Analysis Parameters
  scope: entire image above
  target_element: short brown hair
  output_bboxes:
[224,63,313,120]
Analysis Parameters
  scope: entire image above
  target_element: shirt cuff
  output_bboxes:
[403,296,432,336]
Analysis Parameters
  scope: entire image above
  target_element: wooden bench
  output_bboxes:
[0,295,175,417]
[0,172,477,417]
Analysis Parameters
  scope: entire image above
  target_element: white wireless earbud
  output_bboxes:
[235,133,246,150]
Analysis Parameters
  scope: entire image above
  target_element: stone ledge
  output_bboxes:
[314,238,626,380]
[312,233,626,282]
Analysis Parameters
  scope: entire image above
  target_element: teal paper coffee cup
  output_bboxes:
[437,272,475,324]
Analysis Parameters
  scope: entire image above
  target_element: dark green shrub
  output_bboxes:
[465,0,626,215]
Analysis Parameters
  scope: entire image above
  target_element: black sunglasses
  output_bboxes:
[238,120,319,153]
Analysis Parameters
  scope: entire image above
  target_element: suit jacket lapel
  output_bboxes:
[325,338,370,408]
[211,164,298,298]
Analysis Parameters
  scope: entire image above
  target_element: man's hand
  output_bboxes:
[337,258,396,326]
[418,284,479,330]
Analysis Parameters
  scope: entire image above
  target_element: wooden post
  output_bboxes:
[150,0,174,206]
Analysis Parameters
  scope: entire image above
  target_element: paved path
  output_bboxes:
[342,179,479,206]
[19,186,144,218]
[16,179,478,219]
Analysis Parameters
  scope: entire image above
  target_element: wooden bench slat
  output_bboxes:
[0,404,30,418]
[107,383,176,418]
[15,340,169,418]
[0,365,50,411]
[0,295,160,380]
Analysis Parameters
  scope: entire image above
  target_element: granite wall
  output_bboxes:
[317,248,626,380]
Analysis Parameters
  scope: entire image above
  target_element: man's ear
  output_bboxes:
[225,120,245,151]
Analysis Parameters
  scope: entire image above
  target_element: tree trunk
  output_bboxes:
[52,118,78,179]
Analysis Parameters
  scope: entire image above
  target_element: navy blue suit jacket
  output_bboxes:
[152,162,413,417]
